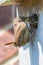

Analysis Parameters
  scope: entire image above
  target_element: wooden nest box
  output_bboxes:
[0,0,43,9]
[15,0,43,9]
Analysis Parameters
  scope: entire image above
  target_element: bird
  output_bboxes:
[5,13,38,46]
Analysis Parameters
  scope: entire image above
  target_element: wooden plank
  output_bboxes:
[0,0,20,6]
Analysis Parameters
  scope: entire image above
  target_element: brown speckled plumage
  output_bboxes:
[13,18,30,46]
